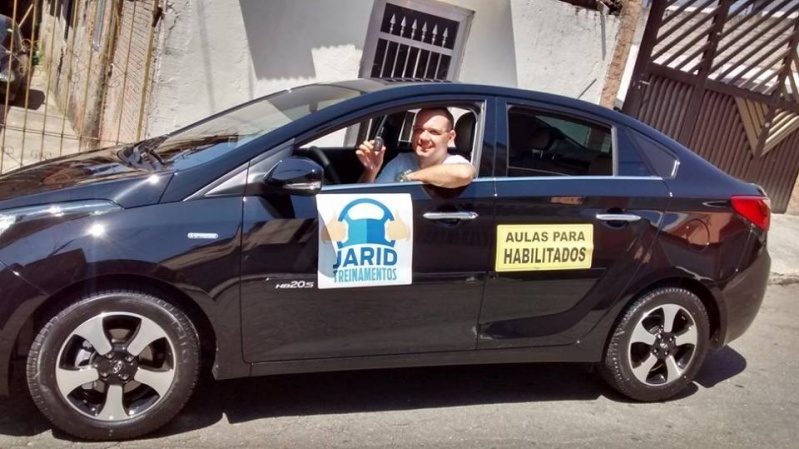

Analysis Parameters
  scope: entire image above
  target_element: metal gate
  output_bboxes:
[361,0,473,80]
[623,0,799,212]
[0,0,160,174]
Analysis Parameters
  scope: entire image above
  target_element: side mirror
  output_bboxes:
[263,157,324,196]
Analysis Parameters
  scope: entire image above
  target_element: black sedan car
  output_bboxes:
[0,80,770,440]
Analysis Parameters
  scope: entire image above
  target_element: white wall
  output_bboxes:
[509,0,620,103]
[445,0,518,87]
[149,0,373,136]
[148,0,619,136]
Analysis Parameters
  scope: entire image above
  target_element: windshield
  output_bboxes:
[143,84,362,170]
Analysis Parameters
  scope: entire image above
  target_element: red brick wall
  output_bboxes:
[99,0,159,146]
[38,0,159,150]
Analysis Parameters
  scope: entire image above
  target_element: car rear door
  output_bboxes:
[477,98,671,349]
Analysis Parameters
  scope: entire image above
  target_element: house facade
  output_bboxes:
[147,0,622,136]
[35,0,622,142]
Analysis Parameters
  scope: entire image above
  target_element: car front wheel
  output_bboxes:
[26,290,200,440]
[600,287,710,401]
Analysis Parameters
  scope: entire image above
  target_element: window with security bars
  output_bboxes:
[362,0,472,80]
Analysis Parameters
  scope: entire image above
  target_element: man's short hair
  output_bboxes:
[416,107,454,131]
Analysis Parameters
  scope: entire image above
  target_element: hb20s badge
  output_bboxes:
[317,194,413,289]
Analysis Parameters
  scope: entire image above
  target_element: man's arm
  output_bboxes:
[358,167,380,183]
[405,163,476,188]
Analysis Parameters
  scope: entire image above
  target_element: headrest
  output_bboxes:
[453,112,476,158]
[588,154,613,175]
[530,128,552,150]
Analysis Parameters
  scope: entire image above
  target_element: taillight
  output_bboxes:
[731,195,771,231]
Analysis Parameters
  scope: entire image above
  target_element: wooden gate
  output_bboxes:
[624,0,799,212]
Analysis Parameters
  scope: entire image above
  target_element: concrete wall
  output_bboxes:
[147,0,619,136]
[438,0,518,87]
[509,0,619,103]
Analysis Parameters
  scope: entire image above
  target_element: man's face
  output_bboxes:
[411,110,455,168]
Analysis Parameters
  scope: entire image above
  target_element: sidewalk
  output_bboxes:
[0,69,81,174]
[768,213,799,282]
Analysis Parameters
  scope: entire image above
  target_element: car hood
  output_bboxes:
[0,146,174,210]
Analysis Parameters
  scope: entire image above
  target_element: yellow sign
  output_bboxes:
[496,224,594,272]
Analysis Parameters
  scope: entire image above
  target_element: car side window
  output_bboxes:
[297,104,482,186]
[628,130,680,179]
[506,106,614,177]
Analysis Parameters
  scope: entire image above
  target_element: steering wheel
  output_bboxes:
[306,146,341,185]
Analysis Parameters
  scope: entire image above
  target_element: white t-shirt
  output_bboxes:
[375,152,470,183]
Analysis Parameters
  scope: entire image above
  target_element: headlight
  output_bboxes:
[0,200,121,238]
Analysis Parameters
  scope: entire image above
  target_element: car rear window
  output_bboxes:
[628,130,679,178]
[506,106,614,177]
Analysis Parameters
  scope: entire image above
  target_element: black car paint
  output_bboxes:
[0,80,768,395]
[0,147,174,210]
[241,179,496,362]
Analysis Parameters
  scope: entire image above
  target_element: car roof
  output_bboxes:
[322,79,647,128]
[228,78,713,172]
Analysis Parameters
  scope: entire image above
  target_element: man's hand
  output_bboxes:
[356,139,387,183]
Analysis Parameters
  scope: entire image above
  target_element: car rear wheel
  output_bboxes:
[26,290,200,440]
[600,287,709,401]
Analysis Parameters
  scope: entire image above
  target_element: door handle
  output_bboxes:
[596,213,641,222]
[423,211,479,221]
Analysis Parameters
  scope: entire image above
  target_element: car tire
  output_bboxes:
[600,287,709,402]
[26,290,200,440]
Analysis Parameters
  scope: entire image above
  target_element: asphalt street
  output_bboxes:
[0,282,797,448]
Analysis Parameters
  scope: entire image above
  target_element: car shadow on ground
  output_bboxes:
[172,363,605,431]
[0,346,747,440]
[157,345,749,439]
[694,345,748,388]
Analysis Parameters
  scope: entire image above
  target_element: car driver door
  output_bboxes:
[239,98,497,363]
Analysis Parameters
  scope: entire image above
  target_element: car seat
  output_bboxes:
[588,154,613,176]
[530,128,553,154]
[453,111,476,160]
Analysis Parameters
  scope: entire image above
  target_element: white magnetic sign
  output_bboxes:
[317,193,413,289]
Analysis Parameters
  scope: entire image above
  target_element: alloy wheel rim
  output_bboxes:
[626,304,698,386]
[54,312,176,421]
